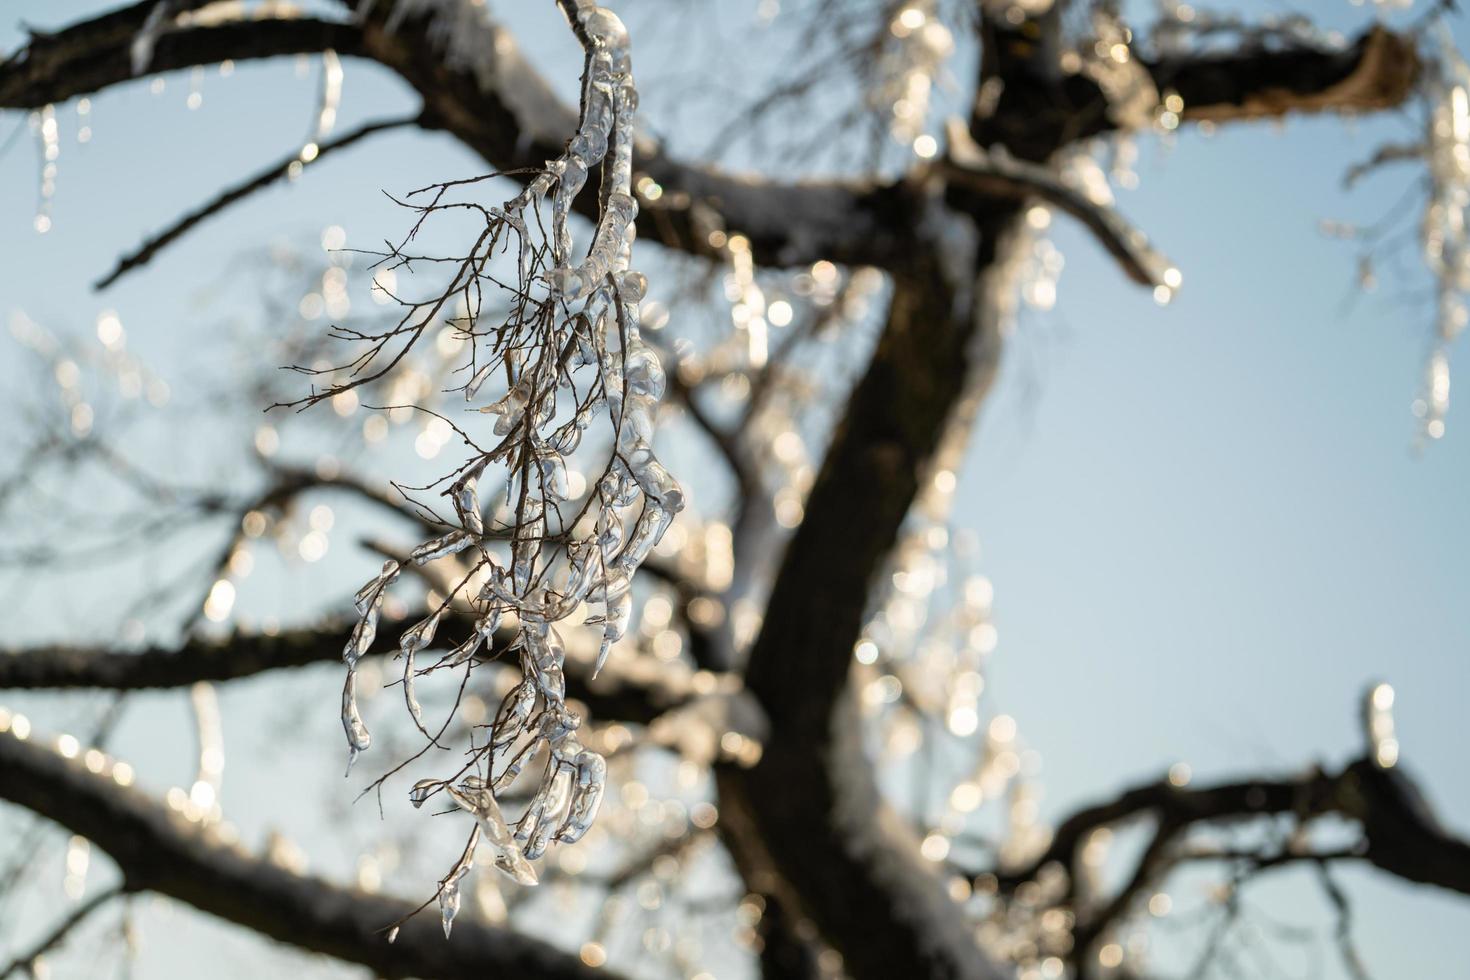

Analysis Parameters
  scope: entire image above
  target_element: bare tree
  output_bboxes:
[1,2,1467,980]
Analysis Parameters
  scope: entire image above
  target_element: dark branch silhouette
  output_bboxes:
[0,2,1458,980]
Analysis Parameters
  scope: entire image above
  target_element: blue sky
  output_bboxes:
[2,1,1468,978]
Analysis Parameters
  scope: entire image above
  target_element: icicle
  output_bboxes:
[492,678,537,750]
[189,682,223,820]
[437,823,478,937]
[341,668,371,775]
[330,0,676,878]
[594,591,632,676]
[475,606,502,640]
[492,741,535,794]
[557,747,607,844]
[130,1,173,76]
[33,105,59,234]
[537,450,570,501]
[522,766,571,860]
[520,625,567,703]
[343,609,378,666]
[447,780,538,885]
[399,609,444,657]
[436,632,483,669]
[447,463,486,534]
[410,529,474,565]
[402,651,423,729]
[354,559,400,615]
[399,609,444,729]
[309,50,343,145]
[409,778,439,808]
[466,361,496,400]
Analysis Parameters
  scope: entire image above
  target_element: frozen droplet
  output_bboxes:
[440,632,483,669]
[492,678,537,750]
[411,530,474,565]
[409,778,439,809]
[399,609,444,657]
[439,879,461,937]
[341,668,371,775]
[558,748,607,844]
[447,465,485,535]
[465,361,495,400]
[354,560,400,615]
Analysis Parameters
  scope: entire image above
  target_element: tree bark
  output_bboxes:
[0,726,613,980]
[718,206,1018,980]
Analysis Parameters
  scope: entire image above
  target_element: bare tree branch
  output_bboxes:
[993,753,1470,963]
[719,215,1017,980]
[0,883,123,979]
[0,6,1446,980]
[0,727,612,980]
[0,622,367,691]
[0,11,365,107]
[1156,26,1421,126]
[96,113,421,289]
[1344,140,1428,188]
[974,22,1421,159]
[0,3,920,272]
[0,615,712,727]
[942,118,1174,288]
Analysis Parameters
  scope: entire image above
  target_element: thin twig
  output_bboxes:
[0,885,123,979]
[96,113,422,289]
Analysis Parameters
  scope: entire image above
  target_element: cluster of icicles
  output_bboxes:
[341,1,682,931]
[875,0,953,147]
[1418,25,1470,441]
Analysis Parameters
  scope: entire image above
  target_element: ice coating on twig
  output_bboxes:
[331,0,656,900]
[447,778,539,886]
[437,823,478,937]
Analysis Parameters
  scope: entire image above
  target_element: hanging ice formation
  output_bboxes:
[338,0,680,890]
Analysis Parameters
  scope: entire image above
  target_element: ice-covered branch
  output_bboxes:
[0,10,364,108]
[0,1,915,273]
[989,693,1470,967]
[1148,26,1420,126]
[997,762,1470,898]
[942,118,1177,289]
[973,16,1419,161]
[717,205,1022,980]
[304,2,693,912]
[0,615,711,728]
[0,724,613,980]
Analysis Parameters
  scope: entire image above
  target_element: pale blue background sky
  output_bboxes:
[1,1,1468,978]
